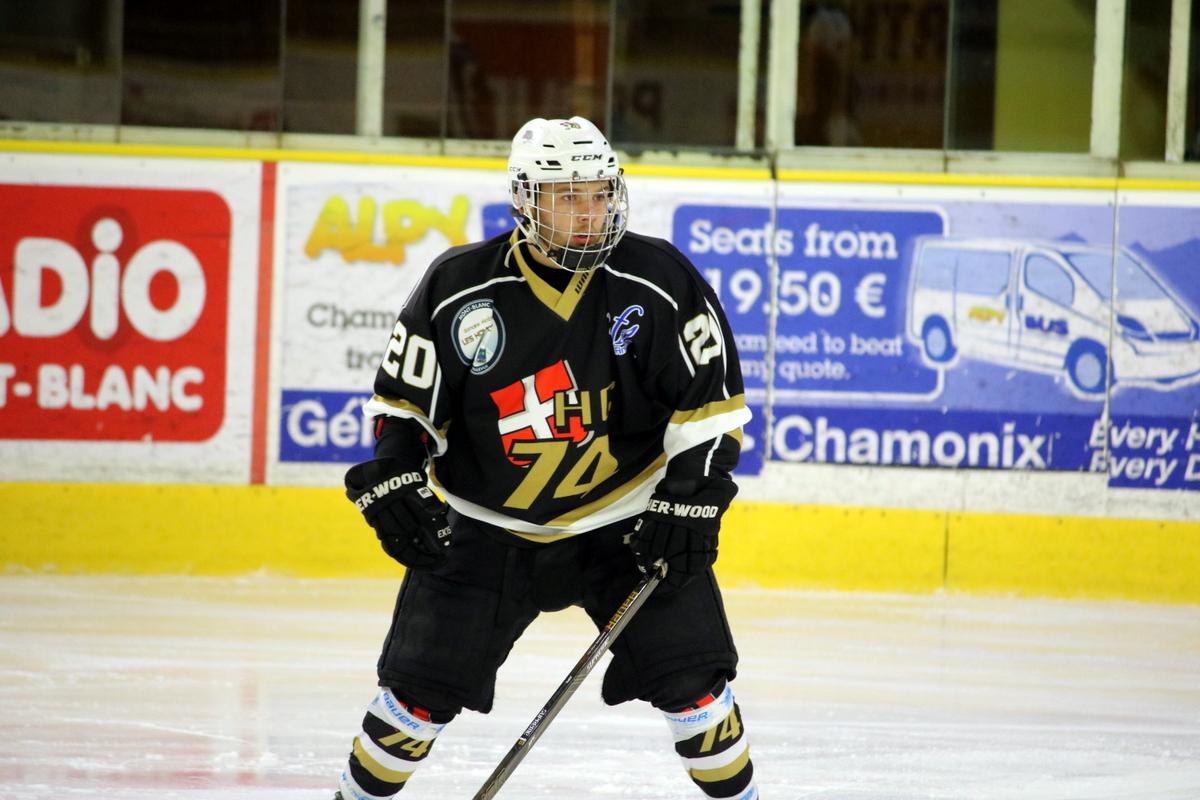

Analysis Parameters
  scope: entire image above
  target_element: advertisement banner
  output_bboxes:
[675,204,947,399]
[270,167,1200,491]
[759,184,1200,491]
[272,169,776,478]
[1107,194,1200,490]
[0,184,230,440]
[0,154,260,483]
[278,388,374,463]
[628,176,775,476]
[273,162,505,477]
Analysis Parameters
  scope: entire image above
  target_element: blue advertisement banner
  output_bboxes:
[674,205,948,398]
[672,197,1200,491]
[1107,203,1200,490]
[1096,413,1200,490]
[280,389,373,463]
[769,407,1091,470]
[474,193,1200,490]
[671,205,772,394]
[483,202,517,239]
[738,399,766,476]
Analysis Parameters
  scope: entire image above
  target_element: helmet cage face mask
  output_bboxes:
[507,116,629,272]
[510,172,629,272]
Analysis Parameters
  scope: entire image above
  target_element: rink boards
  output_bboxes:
[0,141,1197,602]
[1,481,1197,603]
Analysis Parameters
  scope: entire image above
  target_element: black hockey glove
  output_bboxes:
[345,458,451,570]
[629,477,738,592]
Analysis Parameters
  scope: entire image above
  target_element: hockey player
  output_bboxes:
[335,116,759,800]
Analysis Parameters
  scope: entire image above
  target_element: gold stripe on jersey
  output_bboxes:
[443,452,667,541]
[669,395,748,426]
[505,528,581,544]
[430,460,659,537]
[546,453,667,527]
[509,230,595,321]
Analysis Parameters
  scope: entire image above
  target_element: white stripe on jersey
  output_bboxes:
[430,275,526,320]
[360,398,448,455]
[606,263,728,380]
[432,463,665,537]
[663,407,752,461]
[429,362,443,436]
[601,264,679,309]
[702,434,722,476]
[604,267,695,377]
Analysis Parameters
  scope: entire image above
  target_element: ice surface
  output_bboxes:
[1,575,1197,799]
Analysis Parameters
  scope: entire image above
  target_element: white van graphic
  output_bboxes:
[907,237,1200,396]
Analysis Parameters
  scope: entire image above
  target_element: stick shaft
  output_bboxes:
[471,566,664,800]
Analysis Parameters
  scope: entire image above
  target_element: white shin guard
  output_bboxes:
[660,683,758,799]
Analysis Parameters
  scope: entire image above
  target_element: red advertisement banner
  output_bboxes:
[0,184,231,441]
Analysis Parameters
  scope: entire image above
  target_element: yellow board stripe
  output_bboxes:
[0,138,771,180]
[778,169,1200,192]
[945,511,1200,601]
[7,138,1200,190]
[1,483,1197,603]
[778,168,1120,190]
[621,163,772,181]
[1115,177,1200,192]
[0,138,505,171]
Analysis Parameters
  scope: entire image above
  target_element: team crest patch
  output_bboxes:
[609,304,644,356]
[452,299,505,374]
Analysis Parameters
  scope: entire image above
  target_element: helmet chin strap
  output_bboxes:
[535,233,609,272]
[503,229,568,273]
[546,242,608,272]
[508,213,608,273]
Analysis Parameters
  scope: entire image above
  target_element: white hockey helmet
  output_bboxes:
[508,116,629,271]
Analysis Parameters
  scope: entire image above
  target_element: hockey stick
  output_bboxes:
[471,559,667,800]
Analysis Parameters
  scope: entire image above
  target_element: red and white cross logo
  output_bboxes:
[490,360,588,465]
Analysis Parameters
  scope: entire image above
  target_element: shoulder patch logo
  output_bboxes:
[452,299,505,374]
[609,304,644,356]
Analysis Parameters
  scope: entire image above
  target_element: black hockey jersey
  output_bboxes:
[362,229,751,539]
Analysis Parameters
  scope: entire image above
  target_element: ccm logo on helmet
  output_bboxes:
[648,499,722,518]
[570,154,603,161]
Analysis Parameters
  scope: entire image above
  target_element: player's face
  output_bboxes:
[535,179,613,252]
